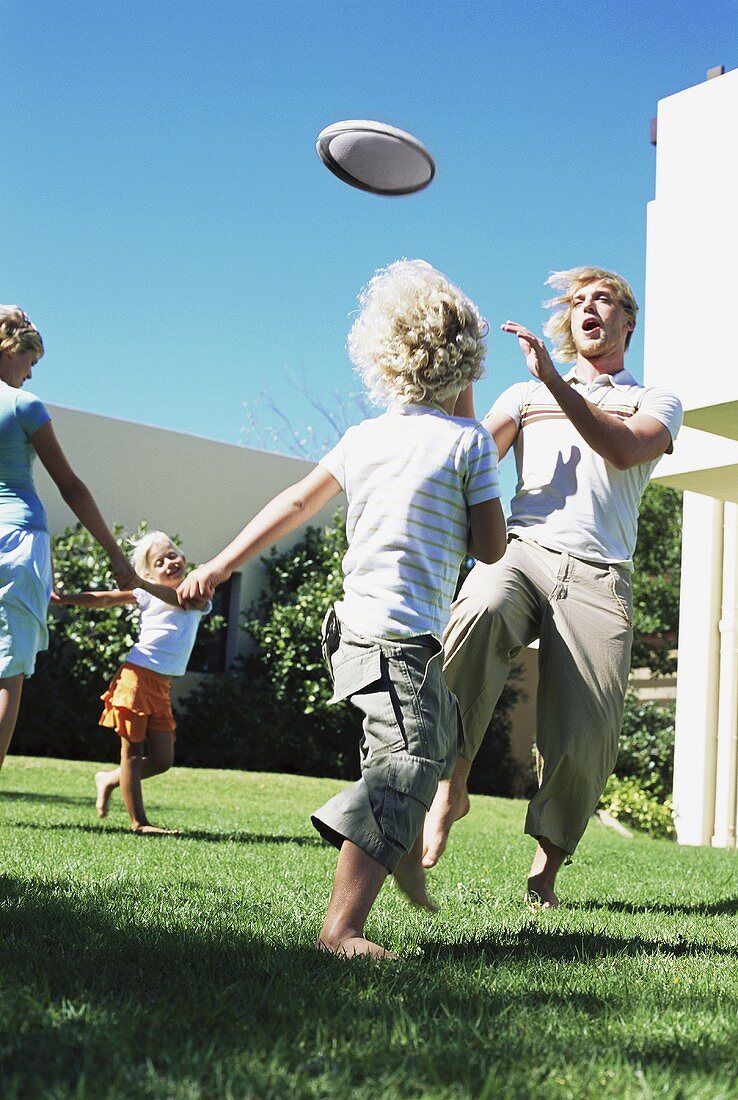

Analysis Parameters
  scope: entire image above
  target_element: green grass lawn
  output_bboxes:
[2,755,738,1099]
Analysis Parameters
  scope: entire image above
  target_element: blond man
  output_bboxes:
[422,267,683,906]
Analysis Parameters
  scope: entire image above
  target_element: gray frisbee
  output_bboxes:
[316,119,435,196]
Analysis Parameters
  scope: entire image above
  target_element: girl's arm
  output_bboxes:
[179,466,342,602]
[30,421,136,588]
[52,589,137,608]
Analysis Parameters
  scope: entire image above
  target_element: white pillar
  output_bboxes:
[712,503,738,848]
[672,491,723,845]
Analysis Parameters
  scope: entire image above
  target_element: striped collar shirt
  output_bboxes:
[491,368,683,568]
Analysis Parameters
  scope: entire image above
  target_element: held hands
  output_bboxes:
[501,321,559,385]
[177,561,228,606]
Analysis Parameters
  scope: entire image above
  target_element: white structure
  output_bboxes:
[644,67,738,846]
[36,404,341,685]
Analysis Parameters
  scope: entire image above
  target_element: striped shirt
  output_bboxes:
[492,367,683,568]
[320,404,500,640]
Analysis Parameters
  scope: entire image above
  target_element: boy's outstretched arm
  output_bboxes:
[178,466,342,603]
[468,497,507,565]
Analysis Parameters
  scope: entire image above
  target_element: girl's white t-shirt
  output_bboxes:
[126,588,210,677]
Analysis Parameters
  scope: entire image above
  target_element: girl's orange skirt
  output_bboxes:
[99,662,175,743]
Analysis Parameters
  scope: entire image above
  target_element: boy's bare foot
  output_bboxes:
[132,824,179,836]
[393,856,439,912]
[525,876,560,909]
[315,936,399,960]
[94,771,113,818]
[422,778,470,868]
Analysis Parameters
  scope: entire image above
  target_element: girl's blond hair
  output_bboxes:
[0,305,44,359]
[543,267,638,363]
[347,260,487,407]
[130,531,179,579]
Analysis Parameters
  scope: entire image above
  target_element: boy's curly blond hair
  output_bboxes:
[543,267,638,363]
[0,305,44,359]
[347,260,487,407]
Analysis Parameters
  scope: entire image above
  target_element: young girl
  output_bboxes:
[55,531,210,834]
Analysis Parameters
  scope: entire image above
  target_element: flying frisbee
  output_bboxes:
[316,119,435,196]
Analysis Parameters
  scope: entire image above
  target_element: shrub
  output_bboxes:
[177,512,520,791]
[176,512,358,778]
[631,485,682,676]
[599,774,675,839]
[616,690,676,799]
[596,690,676,839]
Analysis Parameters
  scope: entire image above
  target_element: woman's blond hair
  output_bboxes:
[543,267,638,363]
[0,305,44,359]
[130,531,179,579]
[347,260,487,407]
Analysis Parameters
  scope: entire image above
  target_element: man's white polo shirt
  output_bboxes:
[491,367,683,568]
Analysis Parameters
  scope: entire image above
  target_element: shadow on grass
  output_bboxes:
[427,925,738,962]
[1,877,736,1096]
[0,789,95,809]
[8,819,325,846]
[572,896,738,917]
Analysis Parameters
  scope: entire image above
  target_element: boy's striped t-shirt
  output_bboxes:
[319,403,500,641]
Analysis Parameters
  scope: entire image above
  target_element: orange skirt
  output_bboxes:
[99,662,175,743]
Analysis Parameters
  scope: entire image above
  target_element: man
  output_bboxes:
[423,267,682,906]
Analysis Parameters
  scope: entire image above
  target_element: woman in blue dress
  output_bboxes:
[0,305,133,767]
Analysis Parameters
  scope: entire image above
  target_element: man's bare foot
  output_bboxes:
[393,857,439,912]
[315,936,399,960]
[132,824,179,836]
[422,778,470,868]
[94,771,113,818]
[525,875,560,909]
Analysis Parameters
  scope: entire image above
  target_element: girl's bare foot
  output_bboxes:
[315,936,399,960]
[132,824,179,836]
[94,771,113,818]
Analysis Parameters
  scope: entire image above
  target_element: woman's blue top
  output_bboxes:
[0,381,51,531]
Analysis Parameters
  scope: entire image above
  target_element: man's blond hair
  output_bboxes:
[543,267,638,363]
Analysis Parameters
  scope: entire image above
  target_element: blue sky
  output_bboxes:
[5,1,737,504]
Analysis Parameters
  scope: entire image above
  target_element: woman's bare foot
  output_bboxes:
[315,936,399,960]
[393,854,439,912]
[422,776,470,868]
[132,824,179,836]
[525,875,560,909]
[94,771,114,818]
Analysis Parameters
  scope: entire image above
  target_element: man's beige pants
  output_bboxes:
[444,536,633,854]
